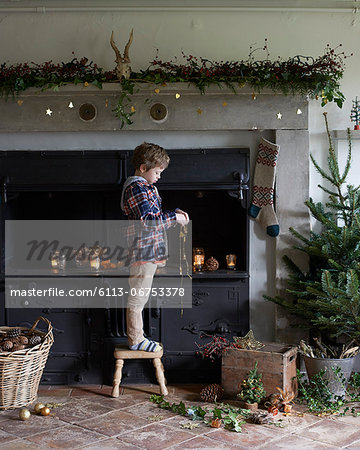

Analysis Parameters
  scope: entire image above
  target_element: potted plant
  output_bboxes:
[265,112,360,394]
[237,361,266,410]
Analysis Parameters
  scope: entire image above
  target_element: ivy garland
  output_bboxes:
[0,43,350,128]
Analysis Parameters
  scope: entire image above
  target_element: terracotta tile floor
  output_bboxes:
[0,384,359,449]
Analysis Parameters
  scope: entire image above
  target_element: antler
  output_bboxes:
[110,29,134,80]
[110,31,122,63]
[123,29,134,62]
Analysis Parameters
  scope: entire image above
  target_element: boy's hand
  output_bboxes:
[176,213,189,226]
[175,209,190,224]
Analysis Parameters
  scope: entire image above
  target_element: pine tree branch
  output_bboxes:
[340,128,352,184]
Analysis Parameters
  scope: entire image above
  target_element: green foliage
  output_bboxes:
[265,114,360,345]
[0,44,350,126]
[223,411,246,432]
[348,372,360,401]
[297,369,347,414]
[112,79,137,129]
[149,395,250,433]
[297,368,360,415]
[0,57,107,98]
[236,361,266,404]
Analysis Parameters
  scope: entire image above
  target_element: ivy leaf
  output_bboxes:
[91,79,103,89]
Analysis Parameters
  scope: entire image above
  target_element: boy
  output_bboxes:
[121,142,189,352]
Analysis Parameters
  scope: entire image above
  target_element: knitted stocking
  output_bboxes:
[249,138,280,237]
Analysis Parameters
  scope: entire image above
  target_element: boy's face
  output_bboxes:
[140,164,165,184]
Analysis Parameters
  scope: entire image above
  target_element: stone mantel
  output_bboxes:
[0,83,308,132]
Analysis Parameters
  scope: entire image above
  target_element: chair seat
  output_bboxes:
[114,344,163,359]
[111,343,168,397]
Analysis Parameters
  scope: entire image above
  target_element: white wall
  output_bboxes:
[1,8,360,341]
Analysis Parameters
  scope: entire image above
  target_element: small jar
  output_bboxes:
[50,251,66,270]
[193,247,205,272]
[89,255,101,271]
[226,254,237,270]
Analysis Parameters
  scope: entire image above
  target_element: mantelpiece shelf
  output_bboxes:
[192,270,249,279]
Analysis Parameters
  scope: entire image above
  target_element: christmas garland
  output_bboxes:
[0,43,349,127]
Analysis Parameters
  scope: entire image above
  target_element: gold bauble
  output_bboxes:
[40,406,51,416]
[34,402,45,414]
[19,408,31,421]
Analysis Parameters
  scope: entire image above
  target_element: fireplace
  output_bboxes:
[0,83,310,382]
[1,147,250,384]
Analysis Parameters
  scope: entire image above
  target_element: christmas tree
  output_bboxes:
[265,113,360,345]
[237,361,266,404]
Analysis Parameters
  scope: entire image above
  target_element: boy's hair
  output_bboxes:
[133,142,170,170]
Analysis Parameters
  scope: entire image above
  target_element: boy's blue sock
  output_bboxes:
[129,338,162,352]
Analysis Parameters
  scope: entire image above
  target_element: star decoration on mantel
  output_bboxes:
[154,88,160,94]
[233,330,265,351]
[196,108,203,115]
[276,112,282,120]
[46,108,53,116]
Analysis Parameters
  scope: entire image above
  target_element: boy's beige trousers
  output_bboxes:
[126,262,158,346]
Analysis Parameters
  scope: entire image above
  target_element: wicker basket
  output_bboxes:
[0,316,53,410]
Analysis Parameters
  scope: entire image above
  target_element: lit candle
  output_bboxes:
[50,251,66,270]
[226,254,236,270]
[193,248,205,271]
[90,255,101,270]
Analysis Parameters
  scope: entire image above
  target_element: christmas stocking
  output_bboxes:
[249,138,280,237]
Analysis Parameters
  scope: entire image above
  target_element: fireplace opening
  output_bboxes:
[1,148,250,384]
[161,190,248,272]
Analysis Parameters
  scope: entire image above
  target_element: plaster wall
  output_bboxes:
[0,7,359,341]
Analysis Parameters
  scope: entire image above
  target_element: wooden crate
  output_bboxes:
[221,342,298,398]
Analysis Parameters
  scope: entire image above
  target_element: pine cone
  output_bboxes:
[29,335,42,346]
[6,327,21,339]
[204,257,219,272]
[200,384,224,402]
[3,340,13,351]
[250,410,273,424]
[18,336,28,345]
[12,344,25,351]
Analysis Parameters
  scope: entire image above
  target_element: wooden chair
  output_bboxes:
[111,344,168,397]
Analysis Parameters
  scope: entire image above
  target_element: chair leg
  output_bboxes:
[111,359,124,398]
[153,357,168,396]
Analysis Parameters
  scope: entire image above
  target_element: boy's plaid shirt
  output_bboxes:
[122,180,176,264]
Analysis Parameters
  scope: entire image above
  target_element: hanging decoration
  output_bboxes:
[350,96,360,130]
